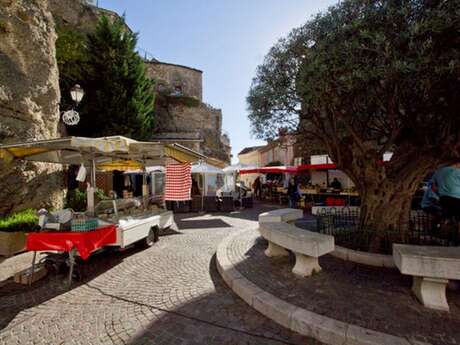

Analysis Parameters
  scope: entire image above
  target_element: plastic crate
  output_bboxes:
[71,218,98,232]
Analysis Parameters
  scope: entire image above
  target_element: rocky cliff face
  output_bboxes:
[49,0,124,34]
[0,0,64,215]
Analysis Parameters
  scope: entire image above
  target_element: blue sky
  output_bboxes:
[98,0,337,162]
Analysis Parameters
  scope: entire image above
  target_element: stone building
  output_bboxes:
[146,61,231,164]
[52,0,231,164]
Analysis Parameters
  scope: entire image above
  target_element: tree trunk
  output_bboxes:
[359,184,413,252]
[347,157,430,253]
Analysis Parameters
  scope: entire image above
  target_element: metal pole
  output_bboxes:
[87,159,96,216]
[67,247,76,288]
[201,173,205,212]
[91,159,96,187]
[29,251,37,286]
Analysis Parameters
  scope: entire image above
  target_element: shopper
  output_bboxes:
[421,180,441,216]
[252,176,261,199]
[287,177,300,208]
[432,163,460,219]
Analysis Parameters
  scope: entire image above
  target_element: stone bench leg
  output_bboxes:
[292,252,321,277]
[265,241,289,257]
[412,276,449,311]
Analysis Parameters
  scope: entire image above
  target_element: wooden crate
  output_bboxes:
[0,231,26,257]
[14,264,47,285]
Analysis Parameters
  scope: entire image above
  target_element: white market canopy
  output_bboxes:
[0,136,206,170]
[191,162,224,174]
[222,163,257,174]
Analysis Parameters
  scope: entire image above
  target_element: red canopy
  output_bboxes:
[238,163,339,175]
[297,163,337,172]
[239,166,298,175]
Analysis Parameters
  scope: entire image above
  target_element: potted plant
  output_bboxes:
[0,209,38,257]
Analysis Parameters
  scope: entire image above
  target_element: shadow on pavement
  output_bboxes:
[89,255,318,345]
[176,218,233,230]
[0,245,144,332]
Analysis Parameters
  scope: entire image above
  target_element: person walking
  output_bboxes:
[252,176,261,200]
[287,177,300,208]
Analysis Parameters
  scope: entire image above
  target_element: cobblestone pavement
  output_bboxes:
[228,228,460,345]
[0,205,319,345]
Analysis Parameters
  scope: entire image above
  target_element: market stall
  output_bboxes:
[191,162,224,211]
[0,136,205,285]
[239,166,297,202]
[297,163,359,208]
[222,163,258,207]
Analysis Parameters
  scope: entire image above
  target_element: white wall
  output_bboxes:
[311,170,354,188]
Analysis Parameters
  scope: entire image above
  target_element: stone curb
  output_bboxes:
[331,246,396,268]
[216,229,430,345]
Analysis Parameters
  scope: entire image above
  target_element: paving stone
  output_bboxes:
[0,204,319,345]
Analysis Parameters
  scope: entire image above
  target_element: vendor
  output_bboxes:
[330,178,342,191]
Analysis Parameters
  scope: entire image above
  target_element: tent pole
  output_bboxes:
[87,159,96,216]
[201,173,205,212]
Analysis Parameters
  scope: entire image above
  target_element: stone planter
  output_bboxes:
[0,231,26,257]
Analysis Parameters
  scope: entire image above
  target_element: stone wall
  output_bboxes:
[146,61,203,101]
[0,0,64,215]
[146,61,230,162]
[154,101,228,162]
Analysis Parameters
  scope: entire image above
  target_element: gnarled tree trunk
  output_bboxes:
[339,145,435,253]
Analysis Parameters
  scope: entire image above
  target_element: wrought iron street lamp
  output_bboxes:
[70,84,85,105]
[63,84,84,126]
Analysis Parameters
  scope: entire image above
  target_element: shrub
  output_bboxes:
[65,189,87,212]
[0,209,39,233]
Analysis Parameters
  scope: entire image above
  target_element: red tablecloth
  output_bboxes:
[26,225,117,260]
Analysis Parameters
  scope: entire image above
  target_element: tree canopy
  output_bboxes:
[58,16,155,140]
[247,0,460,245]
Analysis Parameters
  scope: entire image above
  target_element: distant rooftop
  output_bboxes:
[238,146,265,155]
[145,60,203,74]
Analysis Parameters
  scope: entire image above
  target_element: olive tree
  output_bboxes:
[248,0,460,249]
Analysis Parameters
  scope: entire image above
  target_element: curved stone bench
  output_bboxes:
[393,244,460,312]
[258,208,334,277]
[217,229,426,345]
[259,208,303,223]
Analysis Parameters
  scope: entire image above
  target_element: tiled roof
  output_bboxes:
[238,146,265,155]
